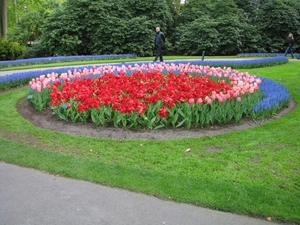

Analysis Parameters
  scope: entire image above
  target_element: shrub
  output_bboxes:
[0,38,25,60]
[23,43,50,59]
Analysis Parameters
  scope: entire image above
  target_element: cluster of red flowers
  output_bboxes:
[50,71,233,117]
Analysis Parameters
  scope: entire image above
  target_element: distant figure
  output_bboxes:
[284,33,294,58]
[153,27,165,62]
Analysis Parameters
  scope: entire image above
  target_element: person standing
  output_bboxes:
[284,33,294,58]
[153,27,165,62]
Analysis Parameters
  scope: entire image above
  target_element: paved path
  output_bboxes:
[0,162,288,225]
[0,60,291,225]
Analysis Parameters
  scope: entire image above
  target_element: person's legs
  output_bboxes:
[154,46,162,62]
[284,46,290,56]
[284,46,294,58]
[160,52,163,62]
[291,48,294,58]
[154,52,158,61]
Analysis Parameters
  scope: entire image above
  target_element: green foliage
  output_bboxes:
[4,0,300,58]
[0,37,25,60]
[8,11,41,45]
[39,8,78,56]
[7,0,61,59]
[176,17,220,55]
[173,0,300,55]
[238,23,263,53]
[123,0,174,32]
[175,0,262,55]
[23,43,49,58]
[85,16,153,56]
[234,0,263,21]
[40,0,173,56]
[177,0,212,25]
[27,88,50,112]
[252,0,300,52]
[212,0,252,55]
[7,0,61,33]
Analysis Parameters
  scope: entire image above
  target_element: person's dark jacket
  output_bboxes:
[288,37,294,47]
[155,31,165,47]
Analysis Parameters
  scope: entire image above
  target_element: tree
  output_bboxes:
[175,0,261,55]
[212,0,260,55]
[40,0,173,56]
[255,0,300,52]
[0,0,8,38]
[7,0,53,34]
[123,0,173,33]
[234,0,266,22]
[177,0,212,25]
[166,0,182,17]
[175,16,220,55]
[9,0,60,44]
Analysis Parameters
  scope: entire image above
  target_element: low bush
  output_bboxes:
[0,38,25,60]
[23,43,50,59]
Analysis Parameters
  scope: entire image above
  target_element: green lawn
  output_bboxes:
[0,59,299,224]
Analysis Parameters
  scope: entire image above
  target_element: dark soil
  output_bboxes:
[17,96,296,140]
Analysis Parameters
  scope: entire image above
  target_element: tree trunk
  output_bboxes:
[0,0,8,38]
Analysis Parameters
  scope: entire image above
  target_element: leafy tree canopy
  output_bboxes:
[40,0,173,56]
[5,0,300,57]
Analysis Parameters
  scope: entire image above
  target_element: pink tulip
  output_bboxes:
[36,84,42,93]
[197,98,203,104]
[188,98,195,104]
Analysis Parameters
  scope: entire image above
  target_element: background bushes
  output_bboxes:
[0,38,25,60]
[3,0,300,58]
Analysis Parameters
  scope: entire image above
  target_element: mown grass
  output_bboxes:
[0,59,299,224]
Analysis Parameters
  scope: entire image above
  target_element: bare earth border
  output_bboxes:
[17,96,296,140]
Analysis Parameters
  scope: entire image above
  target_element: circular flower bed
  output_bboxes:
[28,62,290,129]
